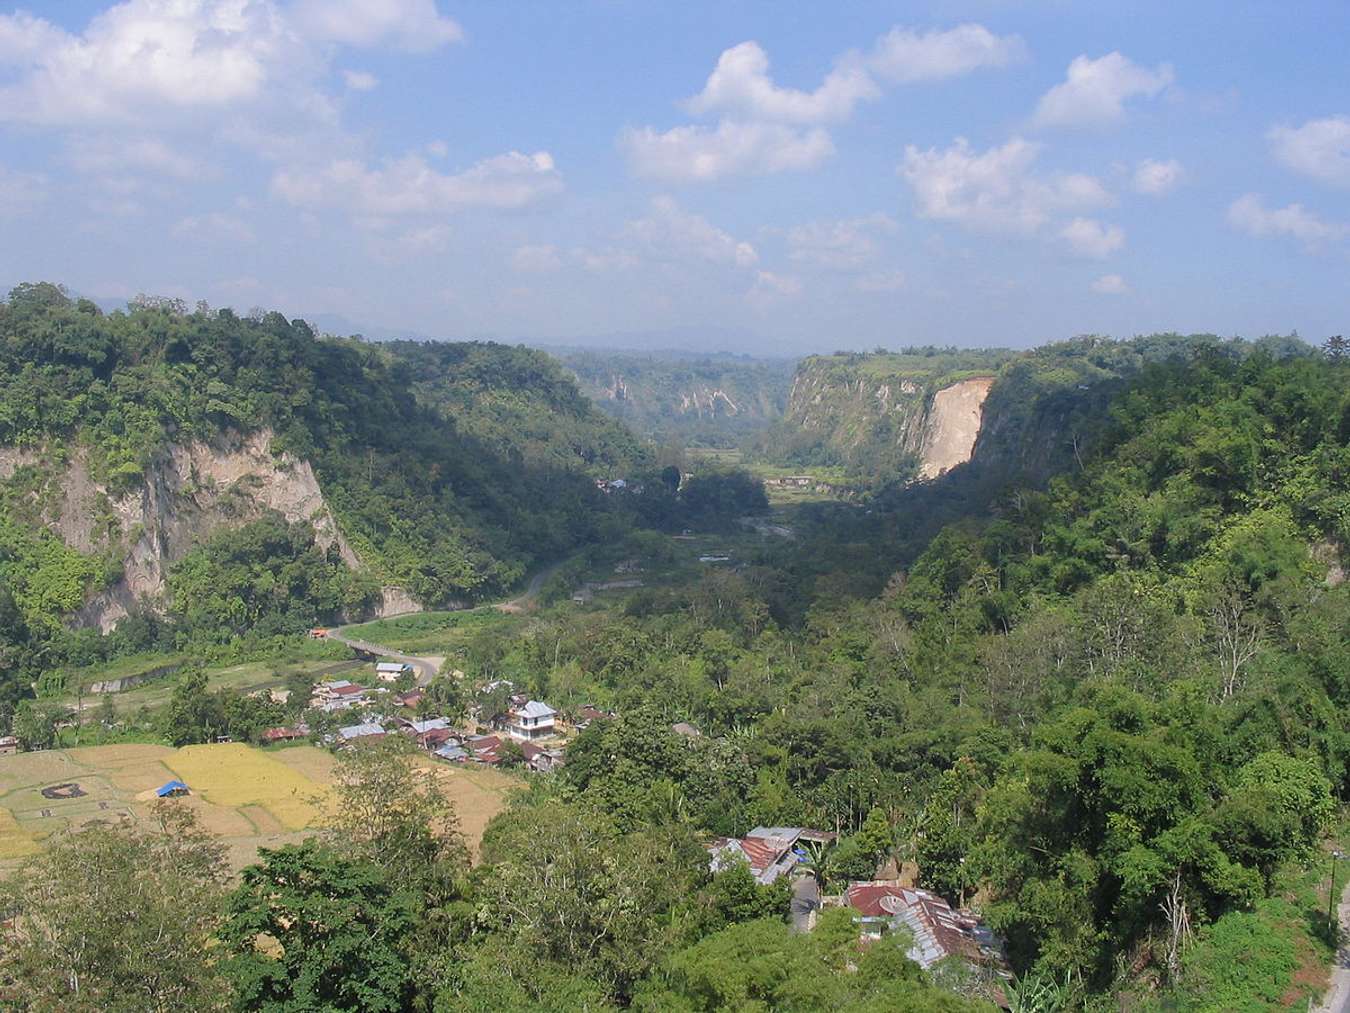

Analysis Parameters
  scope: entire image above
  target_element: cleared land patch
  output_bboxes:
[0,742,517,872]
[0,743,333,871]
[419,760,520,858]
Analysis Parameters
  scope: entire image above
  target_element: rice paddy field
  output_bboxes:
[0,741,518,872]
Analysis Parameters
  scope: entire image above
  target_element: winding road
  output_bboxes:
[325,558,566,687]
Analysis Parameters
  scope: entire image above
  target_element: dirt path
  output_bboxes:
[494,558,566,614]
[328,558,566,684]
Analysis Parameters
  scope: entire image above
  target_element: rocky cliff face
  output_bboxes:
[0,429,394,632]
[918,377,996,479]
[774,356,998,481]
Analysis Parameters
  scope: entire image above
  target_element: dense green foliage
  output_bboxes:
[441,337,1349,1005]
[0,804,230,1011]
[386,339,648,474]
[4,291,1348,1010]
[0,282,621,607]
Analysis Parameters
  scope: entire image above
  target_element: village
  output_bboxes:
[243,650,1016,1005]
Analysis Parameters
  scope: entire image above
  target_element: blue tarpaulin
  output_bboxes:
[156,780,189,797]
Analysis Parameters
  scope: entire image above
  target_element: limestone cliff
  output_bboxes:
[766,352,1005,484]
[0,429,397,632]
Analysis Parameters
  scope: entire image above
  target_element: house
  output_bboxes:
[313,680,366,705]
[519,740,565,773]
[376,662,410,683]
[261,726,305,744]
[156,780,190,798]
[434,742,470,762]
[572,705,614,730]
[845,882,1011,987]
[503,700,557,741]
[0,735,17,755]
[707,826,838,886]
[465,734,503,764]
[338,721,386,744]
[402,717,456,749]
[396,689,426,709]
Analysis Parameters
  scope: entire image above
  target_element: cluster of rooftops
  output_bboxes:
[706,825,1012,997]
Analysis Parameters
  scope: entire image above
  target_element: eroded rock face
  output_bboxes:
[918,378,996,480]
[6,428,388,632]
[781,363,996,482]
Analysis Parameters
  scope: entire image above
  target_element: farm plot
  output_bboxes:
[0,742,337,872]
[0,742,517,871]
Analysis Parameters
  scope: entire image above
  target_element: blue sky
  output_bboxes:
[1,1,1347,353]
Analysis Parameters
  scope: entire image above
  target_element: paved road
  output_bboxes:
[321,630,442,687]
[1315,877,1350,1013]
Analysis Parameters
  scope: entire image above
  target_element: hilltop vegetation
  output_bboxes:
[0,283,648,721]
[383,339,647,474]
[410,335,1349,1007]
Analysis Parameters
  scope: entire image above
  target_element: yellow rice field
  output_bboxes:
[166,743,332,831]
[0,741,518,871]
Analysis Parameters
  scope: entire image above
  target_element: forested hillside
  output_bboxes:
[560,348,795,447]
[0,284,634,714]
[754,347,1012,484]
[479,336,1345,1006]
[384,339,647,475]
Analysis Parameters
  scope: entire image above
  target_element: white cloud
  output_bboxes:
[786,214,897,269]
[621,120,833,183]
[0,1,299,126]
[66,135,204,179]
[293,0,462,53]
[272,150,562,216]
[626,24,1020,183]
[1091,273,1129,294]
[868,24,1027,83]
[900,136,1111,233]
[0,165,47,216]
[855,270,906,292]
[685,41,877,124]
[342,69,379,91]
[1268,116,1350,187]
[390,224,450,255]
[1133,158,1184,195]
[1060,217,1125,258]
[173,211,256,244]
[1227,193,1346,245]
[512,244,563,273]
[1033,52,1174,129]
[625,195,758,267]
